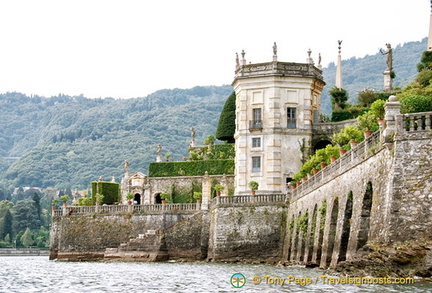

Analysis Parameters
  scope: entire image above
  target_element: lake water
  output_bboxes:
[0,256,431,293]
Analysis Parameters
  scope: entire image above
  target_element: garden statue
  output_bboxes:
[380,43,393,71]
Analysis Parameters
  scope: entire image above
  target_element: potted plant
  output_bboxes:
[214,184,224,196]
[160,193,170,204]
[126,192,134,205]
[358,111,379,137]
[52,198,60,210]
[370,99,386,128]
[193,191,202,203]
[60,195,70,207]
[248,181,259,195]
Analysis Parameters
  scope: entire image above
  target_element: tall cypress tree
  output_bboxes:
[2,210,13,240]
[216,91,236,143]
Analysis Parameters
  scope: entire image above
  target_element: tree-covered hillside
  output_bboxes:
[0,86,233,189]
[321,38,426,114]
[0,38,427,191]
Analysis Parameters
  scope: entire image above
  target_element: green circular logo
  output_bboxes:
[230,273,246,288]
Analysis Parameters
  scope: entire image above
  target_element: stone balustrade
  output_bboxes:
[396,111,432,132]
[209,194,286,209]
[290,130,381,200]
[54,203,201,216]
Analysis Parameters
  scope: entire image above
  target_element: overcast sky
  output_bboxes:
[0,0,429,99]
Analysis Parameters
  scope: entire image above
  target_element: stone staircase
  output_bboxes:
[104,230,168,261]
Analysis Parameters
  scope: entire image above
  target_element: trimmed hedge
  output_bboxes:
[91,181,120,205]
[149,159,234,177]
[331,109,354,122]
[216,91,236,143]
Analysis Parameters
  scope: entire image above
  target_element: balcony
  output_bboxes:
[249,120,263,131]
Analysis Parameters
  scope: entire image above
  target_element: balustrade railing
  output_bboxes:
[210,194,286,209]
[54,203,201,216]
[397,111,432,132]
[291,130,381,199]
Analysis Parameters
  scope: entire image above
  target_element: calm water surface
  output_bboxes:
[0,256,431,293]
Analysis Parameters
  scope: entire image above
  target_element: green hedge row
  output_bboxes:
[331,110,354,122]
[149,159,234,177]
[91,181,120,204]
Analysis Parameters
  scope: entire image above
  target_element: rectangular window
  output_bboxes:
[252,137,261,148]
[287,107,296,128]
[252,108,262,128]
[252,156,261,172]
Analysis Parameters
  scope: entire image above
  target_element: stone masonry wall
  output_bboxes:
[164,211,210,260]
[207,204,287,263]
[50,212,195,260]
[390,131,432,241]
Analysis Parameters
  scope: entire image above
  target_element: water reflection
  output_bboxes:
[0,257,430,293]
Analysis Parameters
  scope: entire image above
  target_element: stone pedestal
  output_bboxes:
[383,95,401,142]
[383,70,393,91]
[156,155,162,162]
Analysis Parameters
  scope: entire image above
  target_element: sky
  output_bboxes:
[0,0,429,99]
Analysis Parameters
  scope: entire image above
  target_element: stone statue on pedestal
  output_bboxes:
[190,127,196,147]
[156,144,162,162]
[380,43,393,72]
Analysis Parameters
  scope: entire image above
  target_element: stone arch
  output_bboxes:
[339,191,353,262]
[154,193,162,204]
[307,205,318,263]
[316,200,326,264]
[134,193,141,205]
[357,182,373,250]
[326,197,339,266]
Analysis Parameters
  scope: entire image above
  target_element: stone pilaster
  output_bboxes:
[383,95,401,143]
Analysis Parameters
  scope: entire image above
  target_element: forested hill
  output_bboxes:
[0,86,233,189]
[0,38,426,190]
[321,38,426,113]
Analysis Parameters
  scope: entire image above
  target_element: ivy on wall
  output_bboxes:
[91,181,120,205]
[149,159,234,177]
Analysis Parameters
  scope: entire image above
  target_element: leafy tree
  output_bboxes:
[216,91,236,143]
[20,228,33,247]
[357,88,377,107]
[12,199,41,235]
[31,193,42,225]
[417,51,432,72]
[329,87,349,110]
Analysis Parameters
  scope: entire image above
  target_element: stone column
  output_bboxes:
[201,171,211,210]
[383,95,401,143]
[221,174,229,196]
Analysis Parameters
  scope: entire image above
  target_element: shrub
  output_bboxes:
[248,181,259,191]
[357,111,379,132]
[332,125,364,146]
[78,197,93,206]
[331,109,354,122]
[369,99,386,119]
[399,95,432,114]
[357,88,377,107]
[91,182,120,205]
